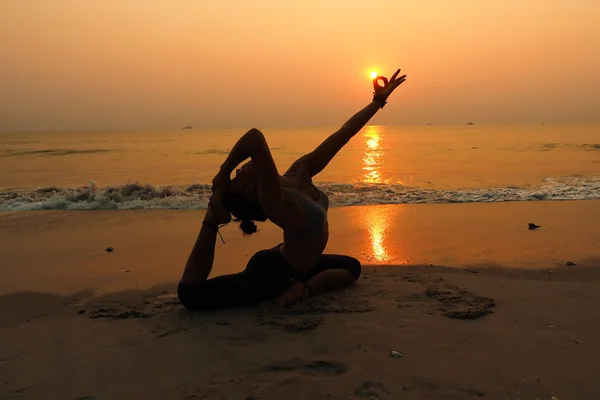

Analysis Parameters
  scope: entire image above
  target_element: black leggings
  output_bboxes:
[178,245,361,310]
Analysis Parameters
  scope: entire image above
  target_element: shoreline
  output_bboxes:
[3,181,600,210]
[1,200,599,296]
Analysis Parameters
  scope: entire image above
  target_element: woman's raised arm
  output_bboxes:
[286,69,406,178]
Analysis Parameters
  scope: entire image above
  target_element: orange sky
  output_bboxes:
[1,0,599,130]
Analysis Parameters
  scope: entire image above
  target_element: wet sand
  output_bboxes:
[1,201,600,399]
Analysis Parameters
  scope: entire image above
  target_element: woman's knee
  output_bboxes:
[245,247,291,280]
[246,249,272,267]
[347,257,362,281]
[178,281,207,310]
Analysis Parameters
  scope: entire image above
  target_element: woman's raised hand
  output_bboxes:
[373,69,407,101]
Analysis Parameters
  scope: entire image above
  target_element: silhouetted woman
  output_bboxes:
[178,69,406,309]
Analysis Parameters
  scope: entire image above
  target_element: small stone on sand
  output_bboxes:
[389,350,404,358]
[105,247,114,252]
[566,261,576,266]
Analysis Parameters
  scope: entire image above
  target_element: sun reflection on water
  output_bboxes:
[362,126,385,184]
[349,205,406,263]
[369,209,388,261]
[344,126,407,263]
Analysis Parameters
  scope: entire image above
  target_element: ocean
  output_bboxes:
[0,125,598,211]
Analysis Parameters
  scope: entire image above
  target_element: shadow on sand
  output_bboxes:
[2,258,599,332]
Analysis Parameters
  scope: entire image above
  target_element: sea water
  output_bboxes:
[0,125,598,211]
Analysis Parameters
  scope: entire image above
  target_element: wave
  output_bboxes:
[1,176,599,211]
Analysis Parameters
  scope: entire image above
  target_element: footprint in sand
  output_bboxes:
[396,275,495,319]
[255,296,375,332]
[353,381,390,398]
[425,286,495,319]
[88,308,153,319]
[263,358,348,377]
[255,313,324,333]
[459,388,486,397]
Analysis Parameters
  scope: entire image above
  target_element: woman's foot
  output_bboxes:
[275,279,308,308]
[204,190,231,227]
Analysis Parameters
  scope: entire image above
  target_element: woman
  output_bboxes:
[178,69,407,309]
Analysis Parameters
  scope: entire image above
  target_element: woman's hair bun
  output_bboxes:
[239,219,258,235]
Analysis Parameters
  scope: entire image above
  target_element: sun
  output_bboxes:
[369,70,378,79]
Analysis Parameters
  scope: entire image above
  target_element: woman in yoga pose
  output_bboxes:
[178,69,407,309]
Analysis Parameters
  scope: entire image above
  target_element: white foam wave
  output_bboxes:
[1,176,599,211]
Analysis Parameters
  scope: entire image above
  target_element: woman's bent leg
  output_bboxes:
[180,190,231,285]
[178,271,260,310]
[179,223,220,285]
[275,254,361,307]
[304,254,362,282]
[179,247,296,310]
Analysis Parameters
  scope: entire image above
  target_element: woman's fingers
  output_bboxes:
[373,70,406,96]
[372,78,380,92]
[392,78,406,90]
[391,75,406,86]
[373,76,388,92]
[373,77,386,93]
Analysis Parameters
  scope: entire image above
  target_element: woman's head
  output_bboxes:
[223,161,267,235]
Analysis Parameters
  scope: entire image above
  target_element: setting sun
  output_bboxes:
[369,71,378,79]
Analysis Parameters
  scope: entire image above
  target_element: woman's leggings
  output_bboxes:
[178,245,361,310]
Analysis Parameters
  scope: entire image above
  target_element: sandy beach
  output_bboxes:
[1,200,600,399]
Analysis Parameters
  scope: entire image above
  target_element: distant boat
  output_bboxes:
[466,122,474,125]
[182,125,193,129]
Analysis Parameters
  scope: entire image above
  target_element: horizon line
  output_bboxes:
[2,122,599,133]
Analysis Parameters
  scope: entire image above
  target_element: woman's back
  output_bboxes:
[280,173,330,272]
